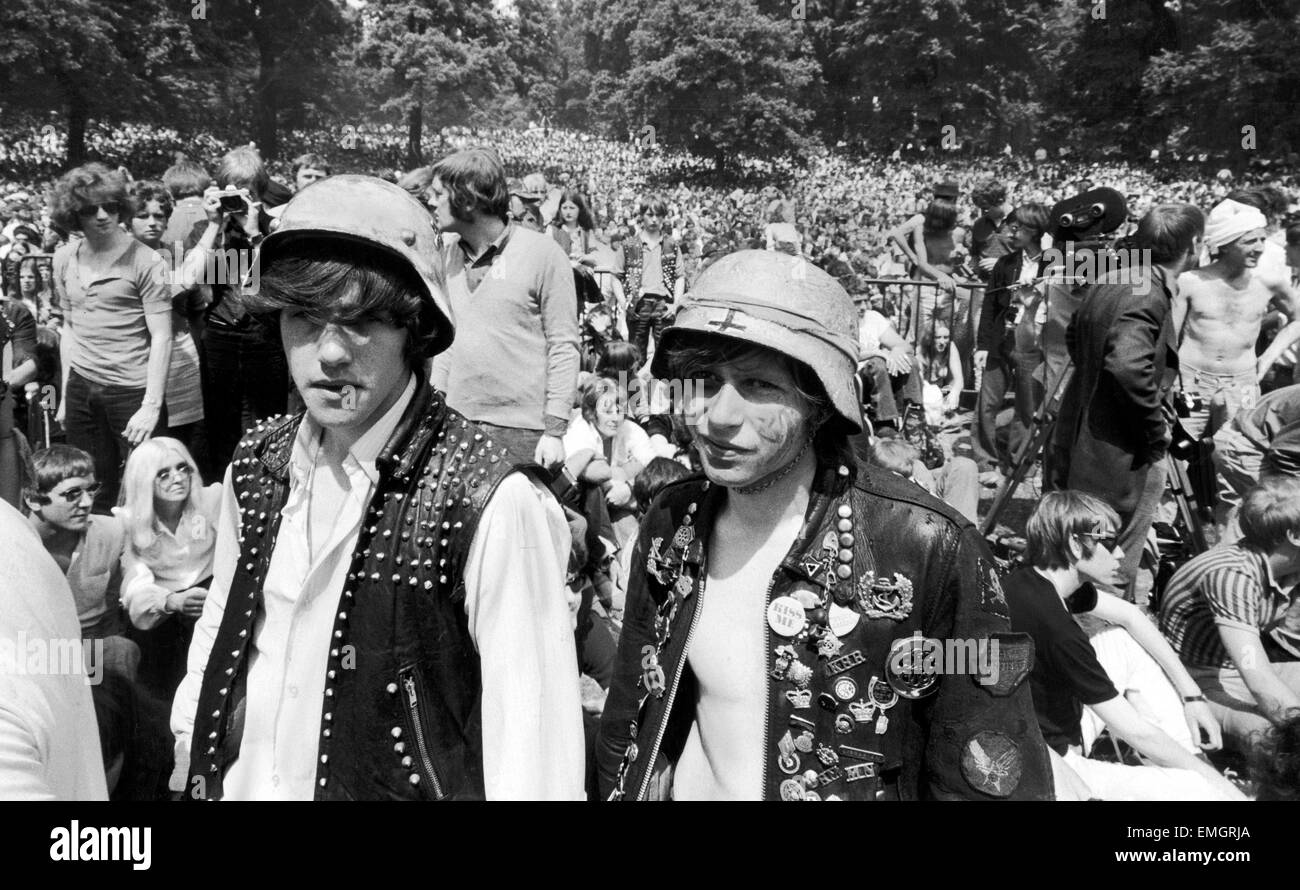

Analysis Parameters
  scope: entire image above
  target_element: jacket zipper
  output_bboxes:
[761,572,777,800]
[399,668,446,800]
[636,574,705,801]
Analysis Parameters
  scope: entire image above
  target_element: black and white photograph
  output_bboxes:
[0,0,1290,870]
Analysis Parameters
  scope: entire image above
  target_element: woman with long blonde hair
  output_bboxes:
[118,437,221,700]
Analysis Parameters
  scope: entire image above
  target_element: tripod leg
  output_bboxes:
[979,416,1056,536]
[1164,454,1207,554]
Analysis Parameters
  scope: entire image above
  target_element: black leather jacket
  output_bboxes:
[596,460,1053,801]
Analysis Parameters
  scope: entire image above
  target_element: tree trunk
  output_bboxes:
[255,33,280,159]
[407,102,424,168]
[66,88,89,165]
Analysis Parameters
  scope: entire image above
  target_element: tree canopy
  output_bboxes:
[2,0,1297,165]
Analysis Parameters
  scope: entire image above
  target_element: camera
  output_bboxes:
[214,186,251,213]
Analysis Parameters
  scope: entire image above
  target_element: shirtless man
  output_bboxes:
[1174,199,1300,440]
[886,180,959,271]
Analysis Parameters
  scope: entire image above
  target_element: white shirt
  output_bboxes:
[563,412,656,476]
[857,309,891,358]
[120,483,223,631]
[171,377,585,800]
[0,499,108,800]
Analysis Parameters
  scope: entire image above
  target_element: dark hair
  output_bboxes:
[292,152,332,177]
[1228,185,1289,221]
[919,320,952,360]
[247,238,434,371]
[49,163,133,232]
[552,190,596,231]
[1252,710,1300,801]
[215,146,269,198]
[162,155,210,200]
[33,324,60,387]
[16,255,45,293]
[922,198,958,236]
[128,180,173,220]
[595,341,643,378]
[1011,202,1050,236]
[637,198,669,219]
[656,330,854,467]
[1135,204,1205,265]
[519,202,544,229]
[971,178,1006,210]
[26,444,95,504]
[430,148,509,223]
[633,457,691,508]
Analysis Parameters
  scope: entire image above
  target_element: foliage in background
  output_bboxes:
[2,0,1298,166]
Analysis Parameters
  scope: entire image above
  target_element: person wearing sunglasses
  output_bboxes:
[24,445,128,642]
[1004,490,1243,800]
[49,164,173,514]
[118,437,221,702]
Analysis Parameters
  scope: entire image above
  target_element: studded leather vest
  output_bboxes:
[623,236,680,299]
[187,377,522,800]
[595,461,1053,802]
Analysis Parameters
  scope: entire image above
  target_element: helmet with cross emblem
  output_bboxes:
[651,249,864,433]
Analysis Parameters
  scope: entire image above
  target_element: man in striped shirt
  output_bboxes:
[1159,475,1300,751]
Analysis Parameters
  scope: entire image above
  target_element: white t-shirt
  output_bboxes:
[563,412,656,474]
[857,309,891,358]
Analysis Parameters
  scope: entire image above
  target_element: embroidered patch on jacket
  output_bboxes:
[978,560,1010,619]
[960,730,1021,798]
[972,633,1034,696]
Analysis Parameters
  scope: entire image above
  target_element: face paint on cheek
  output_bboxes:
[750,409,801,445]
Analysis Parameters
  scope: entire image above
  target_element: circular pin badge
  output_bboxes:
[828,603,860,637]
[793,731,814,754]
[767,596,807,637]
[886,636,939,699]
[835,713,854,734]
[833,676,858,701]
[805,790,822,801]
[778,753,801,775]
[790,586,821,610]
[780,778,806,801]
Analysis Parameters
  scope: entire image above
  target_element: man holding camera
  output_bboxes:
[1056,204,1205,601]
[188,146,284,479]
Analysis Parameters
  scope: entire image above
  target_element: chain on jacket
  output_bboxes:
[595,460,1054,801]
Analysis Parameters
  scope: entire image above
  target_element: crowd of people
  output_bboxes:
[2,119,1300,802]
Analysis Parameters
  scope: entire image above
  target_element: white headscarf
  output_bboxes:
[1203,199,1267,251]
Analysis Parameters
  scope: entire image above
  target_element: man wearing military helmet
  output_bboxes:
[596,250,1052,800]
[171,176,584,800]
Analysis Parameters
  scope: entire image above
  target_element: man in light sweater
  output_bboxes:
[429,149,580,470]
